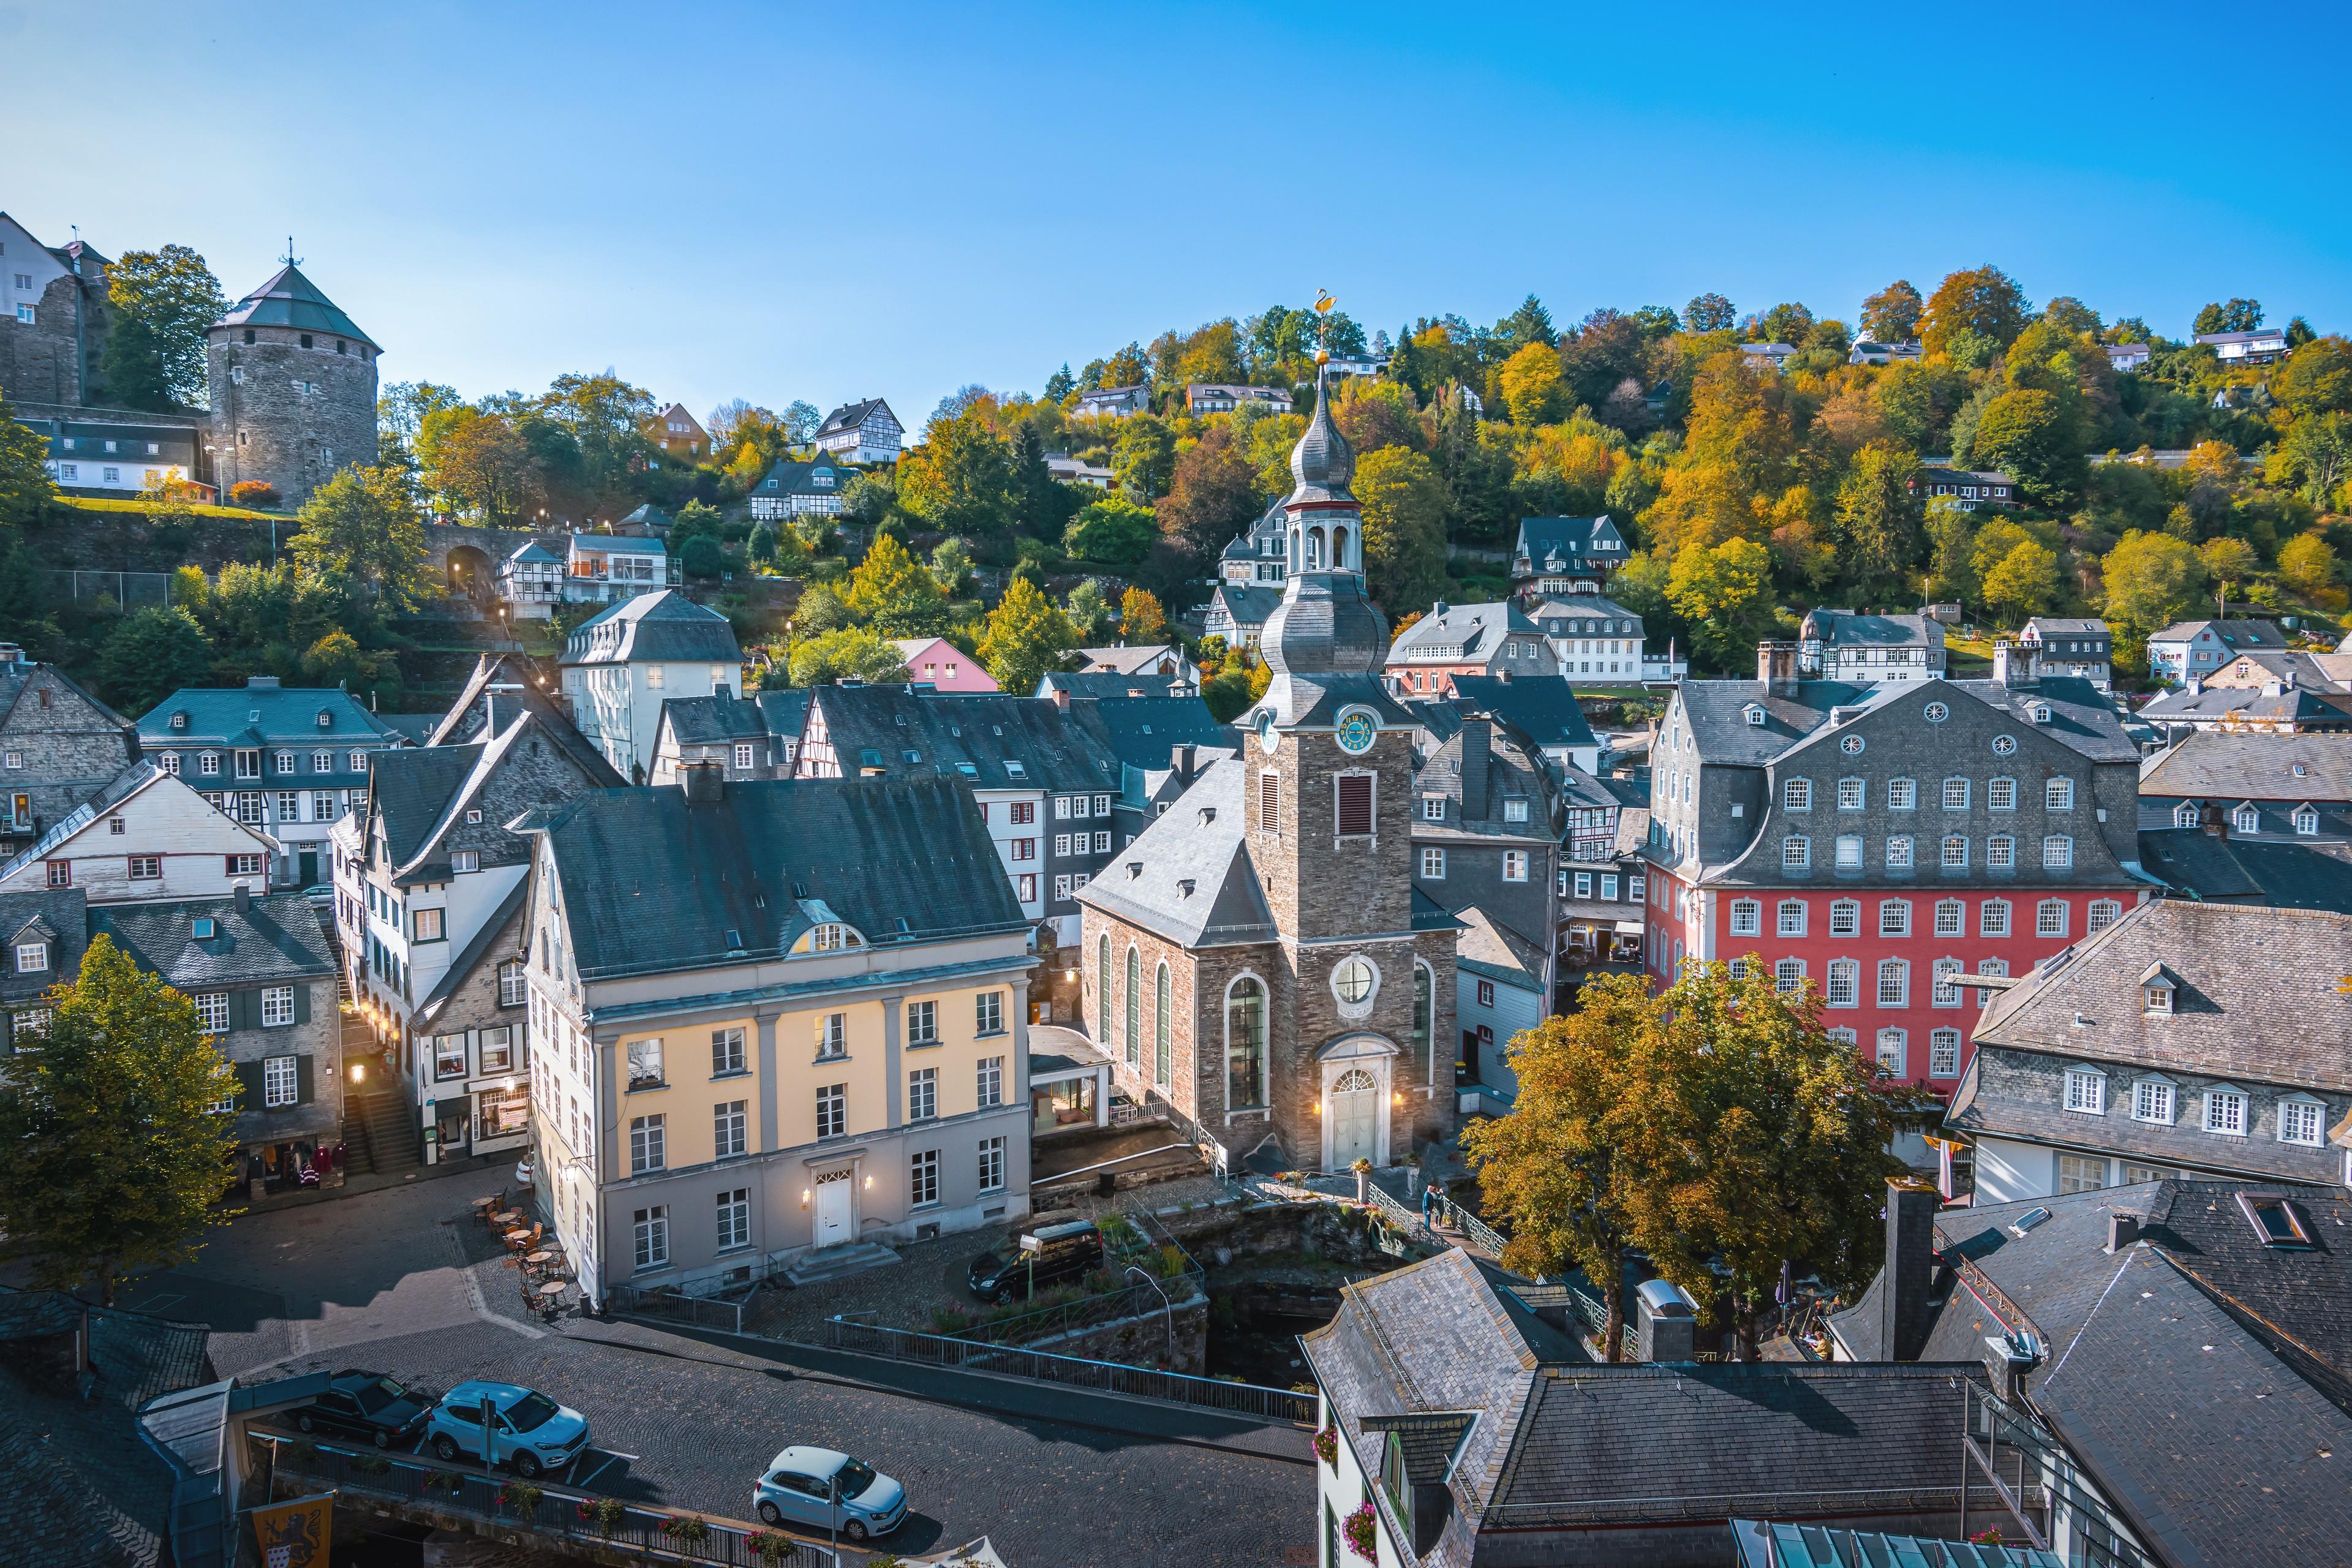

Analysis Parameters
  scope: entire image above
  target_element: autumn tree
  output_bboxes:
[289,465,432,609]
[1980,540,2059,625]
[843,535,949,638]
[1921,265,2029,357]
[978,576,1077,696]
[2270,336,2352,418]
[1496,342,1567,425]
[2192,299,2263,336]
[2101,531,2207,652]
[1153,425,1259,567]
[788,627,911,687]
[99,244,228,410]
[1972,390,2082,507]
[0,937,241,1305]
[1612,959,1905,1359]
[1684,292,1736,333]
[900,408,1013,535]
[2278,534,2340,597]
[1665,537,1776,669]
[2196,537,2259,588]
[1354,446,1449,617]
[1460,976,1656,1360]
[1860,280,1924,343]
[1119,586,1168,643]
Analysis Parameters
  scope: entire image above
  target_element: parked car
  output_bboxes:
[424,1381,592,1478]
[967,1218,1104,1304]
[752,1446,907,1540]
[290,1369,434,1449]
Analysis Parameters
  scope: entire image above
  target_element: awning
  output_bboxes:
[1613,920,1644,934]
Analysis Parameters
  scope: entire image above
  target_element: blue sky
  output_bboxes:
[6,0,2349,432]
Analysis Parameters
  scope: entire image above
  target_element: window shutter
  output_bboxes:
[1336,775,1373,836]
[295,1053,315,1104]
[234,1060,263,1108]
[1259,771,1278,828]
[231,990,258,1030]
[293,982,312,1025]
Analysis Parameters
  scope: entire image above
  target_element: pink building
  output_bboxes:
[891,637,998,692]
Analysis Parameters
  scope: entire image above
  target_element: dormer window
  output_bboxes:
[1004,761,1027,778]
[169,711,188,731]
[2232,802,2260,833]
[317,709,334,728]
[2063,1065,2106,1115]
[2141,964,2176,1015]
[2173,800,2199,828]
[2030,703,2052,723]
[2293,805,2319,835]
[192,917,217,940]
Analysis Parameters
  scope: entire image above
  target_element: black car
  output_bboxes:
[290,1370,435,1449]
[968,1219,1104,1303]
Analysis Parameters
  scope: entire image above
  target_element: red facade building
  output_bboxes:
[1642,643,2149,1093]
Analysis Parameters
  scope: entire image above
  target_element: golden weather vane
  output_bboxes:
[1312,290,1337,363]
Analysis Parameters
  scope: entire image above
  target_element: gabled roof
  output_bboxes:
[1512,515,1622,571]
[1946,676,2138,761]
[809,687,1121,793]
[754,456,852,496]
[2023,617,2108,638]
[657,691,780,747]
[1387,601,1537,663]
[505,540,561,565]
[0,763,212,884]
[1801,608,1945,650]
[1073,760,1273,948]
[2149,618,2290,649]
[1971,899,2352,1092]
[427,654,622,784]
[532,776,1024,979]
[2139,732,2352,801]
[2139,685,2348,725]
[0,658,130,735]
[559,590,742,668]
[369,743,484,870]
[816,398,899,438]
[1036,669,1189,702]
[135,681,399,747]
[213,263,376,350]
[1075,644,1188,677]
[0,889,88,1003]
[1068,696,1235,774]
[1206,582,1283,627]
[92,891,334,987]
[1446,675,1598,752]
[2135,828,2352,913]
[616,502,672,532]
[1675,677,1875,767]
[1456,905,1545,992]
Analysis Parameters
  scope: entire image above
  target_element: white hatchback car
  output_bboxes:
[752,1446,907,1540]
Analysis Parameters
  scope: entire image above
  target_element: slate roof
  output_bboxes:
[1035,669,1191,702]
[2135,829,2352,913]
[428,654,623,785]
[810,687,1121,793]
[1387,601,1539,663]
[559,590,742,668]
[213,262,376,350]
[1069,695,1234,774]
[1970,899,2352,1094]
[1946,676,2138,762]
[0,1294,213,1568]
[534,777,1025,978]
[1446,675,1599,752]
[2023,618,2108,639]
[2139,732,2352,802]
[1455,905,1545,993]
[0,889,88,1005]
[1530,594,1644,638]
[1075,644,1188,677]
[1416,720,1555,842]
[415,876,528,1024]
[1803,608,1945,651]
[91,892,334,987]
[658,692,780,747]
[755,689,810,744]
[1073,760,1272,948]
[2150,619,2290,650]
[1207,582,1283,628]
[368,743,484,869]
[2139,685,2350,728]
[506,540,562,565]
[816,398,899,439]
[0,763,176,884]
[137,680,399,748]
[1512,516,1623,573]
[616,503,671,532]
[0,658,130,736]
[753,456,852,497]
[1676,676,1875,767]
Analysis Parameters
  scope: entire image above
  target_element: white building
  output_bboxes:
[0,761,278,902]
[813,398,903,465]
[564,534,677,606]
[1796,608,1948,684]
[1531,594,1672,684]
[2105,343,2151,373]
[1072,385,1148,419]
[2193,328,2290,364]
[558,591,745,783]
[497,541,564,620]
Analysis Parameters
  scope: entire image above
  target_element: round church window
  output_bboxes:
[1332,956,1378,1007]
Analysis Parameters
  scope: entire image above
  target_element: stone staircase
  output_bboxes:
[783,1242,902,1289]
[345,1089,421,1177]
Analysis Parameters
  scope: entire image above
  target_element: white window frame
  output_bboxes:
[263,1054,298,1108]
[2036,900,2068,938]
[2278,1097,2324,1147]
[194,992,230,1033]
[1773,958,1805,994]
[1981,900,2011,937]
[1886,835,1913,869]
[1782,835,1810,870]
[1934,899,1963,937]
[2132,1077,2174,1125]
[1888,777,1916,811]
[1932,958,1962,1007]
[2203,1087,2247,1137]
[2064,1066,2106,1116]
[1420,846,1445,879]
[1877,959,1908,1007]
[2043,835,2073,870]
[1879,900,1910,937]
[260,985,294,1027]
[1777,899,1807,937]
[1826,959,1859,1008]
[1730,899,1760,937]
[1943,778,1969,810]
[1830,900,1859,937]
[1784,778,1812,812]
[1502,850,1528,882]
[633,1205,669,1269]
[1929,1028,1961,1079]
[2046,778,2074,811]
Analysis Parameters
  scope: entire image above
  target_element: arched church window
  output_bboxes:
[1098,935,1111,1042]
[1412,965,1432,1082]
[1227,976,1267,1110]
[1125,946,1142,1068]
[1333,1067,1377,1093]
[1154,962,1172,1090]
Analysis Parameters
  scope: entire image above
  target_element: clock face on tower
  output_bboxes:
[1335,709,1378,755]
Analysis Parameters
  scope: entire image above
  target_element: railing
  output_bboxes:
[254,1433,835,1566]
[1362,1182,1436,1250]
[1433,1191,1509,1259]
[937,1272,1193,1346]
[822,1317,1315,1425]
[1562,1280,1640,1362]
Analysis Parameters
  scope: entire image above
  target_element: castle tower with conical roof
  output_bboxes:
[206,262,382,507]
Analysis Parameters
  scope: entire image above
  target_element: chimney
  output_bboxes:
[680,760,725,803]
[245,674,282,690]
[1756,640,1798,696]
[233,883,252,914]
[1634,1278,1699,1362]
[1171,742,1197,783]
[2186,672,2203,696]
[2107,1212,2141,1254]
[1051,685,1069,712]
[1879,1177,1941,1363]
[0,643,22,666]
[1983,1330,2042,1404]
[2201,802,2229,840]
[1460,719,1491,820]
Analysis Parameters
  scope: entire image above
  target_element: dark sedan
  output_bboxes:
[290,1370,435,1449]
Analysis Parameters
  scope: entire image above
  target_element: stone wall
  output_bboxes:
[0,275,94,405]
[206,322,379,507]
[1013,1288,1209,1375]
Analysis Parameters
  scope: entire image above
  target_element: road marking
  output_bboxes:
[124,1292,184,1314]
[570,1449,636,1488]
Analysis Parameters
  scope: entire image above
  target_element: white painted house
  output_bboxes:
[564,534,677,606]
[497,541,564,620]
[0,761,278,903]
[558,591,745,783]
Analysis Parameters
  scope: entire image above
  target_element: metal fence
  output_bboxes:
[823,1317,1316,1425]
[39,568,178,608]
[1434,1191,1510,1258]
[254,1432,835,1566]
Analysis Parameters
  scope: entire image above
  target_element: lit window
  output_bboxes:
[2057,1155,2106,1194]
[2064,1067,2106,1115]
[1942,836,1968,868]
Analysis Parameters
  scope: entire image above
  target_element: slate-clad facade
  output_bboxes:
[1646,644,2146,1091]
[0,646,138,859]
[519,774,1035,1306]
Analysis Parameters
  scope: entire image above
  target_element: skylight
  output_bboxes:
[2239,1193,2313,1249]
[1005,760,1027,778]
[2010,1207,2052,1237]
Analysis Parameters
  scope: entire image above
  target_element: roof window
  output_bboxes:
[192,916,217,939]
[2238,1193,2313,1248]
[723,927,744,950]
[2009,1207,2052,1237]
[956,762,978,778]
[1004,760,1027,778]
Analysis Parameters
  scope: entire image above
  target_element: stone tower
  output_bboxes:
[1240,365,1455,1169]
[206,262,380,507]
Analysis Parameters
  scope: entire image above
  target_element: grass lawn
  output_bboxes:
[61,496,284,523]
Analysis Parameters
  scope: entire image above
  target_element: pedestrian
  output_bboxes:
[1422,1179,1444,1231]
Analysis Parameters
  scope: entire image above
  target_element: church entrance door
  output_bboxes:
[1330,1067,1379,1169]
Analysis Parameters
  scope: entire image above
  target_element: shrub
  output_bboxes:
[1155,1244,1187,1279]
[928,1303,975,1335]
[230,481,281,508]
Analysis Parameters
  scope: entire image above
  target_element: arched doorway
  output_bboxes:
[1329,1067,1380,1169]
[445,543,497,605]
[1316,1031,1397,1170]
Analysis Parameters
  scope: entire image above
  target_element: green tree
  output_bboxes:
[289,466,433,608]
[1754,302,1814,345]
[788,627,911,686]
[1972,390,2082,507]
[97,606,214,714]
[1460,978,1653,1360]
[1495,342,1567,425]
[1354,446,1449,616]
[1119,586,1168,643]
[1062,579,1114,641]
[1112,415,1178,503]
[1923,498,1978,605]
[98,245,227,410]
[929,538,973,596]
[1832,443,1924,592]
[2101,530,2207,645]
[2270,337,2352,418]
[977,576,1077,696]
[298,628,376,688]
[677,535,725,579]
[1684,292,1736,333]
[1063,496,1159,567]
[2280,413,2352,506]
[900,409,1014,535]
[840,471,899,532]
[0,937,240,1304]
[2196,537,2259,587]
[843,535,949,636]
[0,384,59,524]
[1921,264,2029,356]
[1611,959,1905,1359]
[2278,534,2339,597]
[747,520,780,566]
[1980,540,2060,625]
[2192,299,2263,336]
[1664,538,1776,669]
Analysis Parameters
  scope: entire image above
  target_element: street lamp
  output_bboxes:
[1125,1263,1174,1364]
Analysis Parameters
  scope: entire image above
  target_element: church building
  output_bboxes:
[1076,370,1458,1172]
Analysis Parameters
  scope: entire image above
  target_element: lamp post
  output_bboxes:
[1125,1263,1174,1365]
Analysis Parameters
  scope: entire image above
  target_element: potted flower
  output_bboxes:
[1342,1501,1379,1561]
[1313,1426,1340,1467]
[497,1480,543,1517]
[576,1497,628,1538]
[660,1515,710,1546]
[1351,1157,1373,1205]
